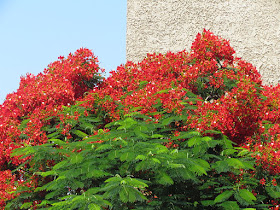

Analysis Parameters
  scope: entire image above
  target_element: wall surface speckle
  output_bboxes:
[126,0,280,85]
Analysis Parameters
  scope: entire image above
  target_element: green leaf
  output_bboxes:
[85,187,101,195]
[201,200,214,206]
[172,131,201,140]
[96,144,112,152]
[37,170,57,177]
[19,119,30,131]
[154,144,169,153]
[188,136,202,147]
[226,158,245,169]
[135,155,146,160]
[162,116,176,126]
[12,145,40,157]
[190,164,207,176]
[219,201,240,210]
[196,159,210,170]
[201,136,212,142]
[83,117,101,123]
[20,202,32,209]
[242,161,255,170]
[212,161,230,173]
[117,117,137,130]
[48,138,65,145]
[134,129,149,139]
[79,121,95,130]
[203,130,222,134]
[182,104,198,110]
[47,131,61,138]
[119,186,129,203]
[214,190,234,203]
[45,191,60,200]
[120,152,135,162]
[182,88,198,98]
[157,173,174,185]
[108,150,120,160]
[114,137,128,146]
[139,80,148,88]
[70,153,84,164]
[168,163,185,169]
[154,89,171,95]
[221,136,234,149]
[72,180,85,189]
[72,129,88,138]
[105,175,122,183]
[223,149,237,155]
[265,186,280,198]
[11,147,30,157]
[88,203,101,210]
[36,199,53,207]
[239,189,256,202]
[152,158,161,164]
[150,134,164,138]
[237,149,250,156]
[86,170,109,178]
[127,178,148,188]
[53,160,68,170]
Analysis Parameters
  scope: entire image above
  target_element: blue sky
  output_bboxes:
[0,0,127,102]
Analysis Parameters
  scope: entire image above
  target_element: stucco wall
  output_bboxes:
[126,0,280,85]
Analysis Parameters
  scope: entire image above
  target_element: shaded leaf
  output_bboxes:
[214,190,234,203]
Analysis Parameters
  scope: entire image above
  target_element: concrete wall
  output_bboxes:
[126,0,280,85]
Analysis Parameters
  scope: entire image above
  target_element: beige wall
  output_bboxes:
[126,0,280,85]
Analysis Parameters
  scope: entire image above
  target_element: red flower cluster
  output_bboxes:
[188,78,263,144]
[191,29,235,62]
[0,170,15,207]
[81,30,263,144]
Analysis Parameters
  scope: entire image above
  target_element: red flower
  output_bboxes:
[260,178,266,185]
[272,178,277,186]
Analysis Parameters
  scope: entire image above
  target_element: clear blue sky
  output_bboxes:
[0,0,127,103]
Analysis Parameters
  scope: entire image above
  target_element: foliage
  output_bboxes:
[7,108,271,209]
[0,30,280,209]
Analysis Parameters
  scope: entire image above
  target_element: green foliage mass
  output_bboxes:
[7,94,278,210]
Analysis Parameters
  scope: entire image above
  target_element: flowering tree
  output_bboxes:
[1,30,280,209]
[0,48,102,208]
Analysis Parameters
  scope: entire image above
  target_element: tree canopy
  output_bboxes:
[1,30,280,209]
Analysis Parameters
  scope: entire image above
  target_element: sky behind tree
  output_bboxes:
[0,0,126,102]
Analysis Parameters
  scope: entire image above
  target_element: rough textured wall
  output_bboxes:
[126,0,280,85]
